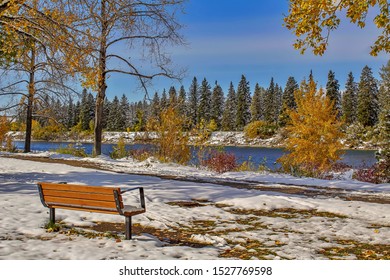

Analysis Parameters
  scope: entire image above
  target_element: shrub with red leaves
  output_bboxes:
[203,150,238,173]
[353,161,390,184]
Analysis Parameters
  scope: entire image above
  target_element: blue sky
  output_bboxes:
[107,0,389,102]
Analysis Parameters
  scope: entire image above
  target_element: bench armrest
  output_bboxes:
[116,187,146,212]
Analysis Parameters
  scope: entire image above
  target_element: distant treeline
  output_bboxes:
[11,64,389,134]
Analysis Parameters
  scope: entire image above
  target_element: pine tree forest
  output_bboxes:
[4,65,389,148]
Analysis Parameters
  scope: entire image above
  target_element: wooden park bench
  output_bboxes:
[37,182,146,240]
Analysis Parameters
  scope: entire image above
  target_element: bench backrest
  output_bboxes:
[37,182,124,215]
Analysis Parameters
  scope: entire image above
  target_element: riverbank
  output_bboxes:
[6,130,379,150]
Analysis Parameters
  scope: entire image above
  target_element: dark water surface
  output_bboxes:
[13,141,377,170]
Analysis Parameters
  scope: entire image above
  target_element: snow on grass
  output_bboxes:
[1,154,390,260]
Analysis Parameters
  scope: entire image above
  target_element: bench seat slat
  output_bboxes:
[39,183,120,194]
[44,196,118,209]
[42,189,121,203]
[49,204,120,215]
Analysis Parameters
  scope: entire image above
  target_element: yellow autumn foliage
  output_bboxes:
[0,116,10,145]
[147,106,190,165]
[284,0,390,56]
[278,78,345,175]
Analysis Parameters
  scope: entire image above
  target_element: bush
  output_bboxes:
[129,147,154,162]
[147,107,190,165]
[277,80,345,175]
[5,136,17,153]
[55,144,88,157]
[110,136,128,159]
[32,120,66,141]
[244,121,277,139]
[203,150,237,173]
[0,116,10,146]
[353,161,390,184]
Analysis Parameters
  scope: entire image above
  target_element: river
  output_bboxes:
[13,140,377,170]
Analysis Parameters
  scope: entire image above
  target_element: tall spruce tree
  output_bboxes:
[102,97,110,130]
[66,96,75,129]
[222,82,237,131]
[250,83,265,122]
[151,92,161,120]
[357,66,379,127]
[160,89,168,111]
[379,60,390,116]
[326,70,341,115]
[236,75,251,130]
[188,77,199,127]
[107,96,121,131]
[264,78,276,123]
[177,85,187,117]
[274,84,283,122]
[377,60,390,180]
[211,81,225,129]
[279,76,298,126]
[119,94,130,130]
[79,89,95,131]
[168,86,177,108]
[342,72,358,125]
[198,78,212,123]
[73,100,81,128]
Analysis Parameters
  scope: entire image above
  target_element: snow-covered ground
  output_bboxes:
[0,153,389,260]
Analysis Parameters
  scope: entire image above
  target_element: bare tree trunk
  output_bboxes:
[93,0,107,156]
[24,47,36,153]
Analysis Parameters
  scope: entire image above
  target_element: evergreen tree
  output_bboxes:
[250,83,265,122]
[341,72,358,125]
[177,85,187,117]
[142,99,151,123]
[102,97,110,130]
[150,91,161,120]
[168,86,177,108]
[236,75,251,130]
[133,101,146,131]
[119,94,130,130]
[66,96,75,129]
[379,60,390,117]
[188,77,199,127]
[73,100,81,128]
[222,82,237,131]
[210,81,224,129]
[274,84,283,122]
[279,76,298,126]
[326,70,341,115]
[79,89,95,131]
[107,96,123,131]
[160,89,168,111]
[264,78,276,123]
[377,60,390,180]
[357,66,379,127]
[198,78,212,123]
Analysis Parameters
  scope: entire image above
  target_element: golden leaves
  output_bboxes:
[284,0,390,56]
[278,77,345,174]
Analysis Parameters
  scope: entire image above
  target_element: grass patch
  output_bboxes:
[222,207,348,219]
[219,239,277,260]
[319,240,390,260]
[166,201,208,208]
[44,221,62,232]
[44,221,122,240]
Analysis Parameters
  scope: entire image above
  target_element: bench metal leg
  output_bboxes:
[125,216,132,240]
[49,208,55,224]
